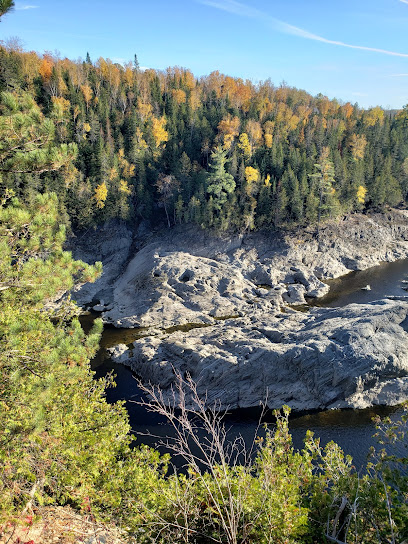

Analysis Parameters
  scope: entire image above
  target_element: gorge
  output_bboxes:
[71,208,408,414]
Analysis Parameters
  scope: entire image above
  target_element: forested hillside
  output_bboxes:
[1,43,408,232]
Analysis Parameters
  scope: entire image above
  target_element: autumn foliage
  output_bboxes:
[0,44,406,232]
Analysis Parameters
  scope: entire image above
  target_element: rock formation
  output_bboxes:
[109,300,408,411]
[70,210,408,410]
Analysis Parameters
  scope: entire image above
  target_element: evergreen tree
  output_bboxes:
[0,0,14,19]
[206,146,236,228]
[309,147,337,230]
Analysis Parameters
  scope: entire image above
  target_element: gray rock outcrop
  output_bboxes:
[70,210,408,330]
[110,299,408,411]
[69,209,408,411]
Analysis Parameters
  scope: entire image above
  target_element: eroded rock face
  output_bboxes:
[71,210,408,330]
[70,221,133,308]
[110,300,408,411]
[70,210,408,411]
[102,247,282,328]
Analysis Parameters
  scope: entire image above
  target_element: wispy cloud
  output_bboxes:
[198,0,262,18]
[390,73,408,76]
[198,0,408,58]
[15,4,39,9]
[400,0,408,4]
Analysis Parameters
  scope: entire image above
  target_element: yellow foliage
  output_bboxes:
[364,106,384,127]
[109,167,118,181]
[64,165,79,188]
[356,185,367,204]
[94,182,108,209]
[263,120,275,134]
[246,120,263,146]
[80,84,93,106]
[238,133,251,159]
[317,96,330,116]
[135,128,148,152]
[152,116,169,147]
[189,89,201,112]
[183,70,196,90]
[119,180,132,195]
[265,174,271,187]
[138,102,152,121]
[223,133,234,151]
[172,89,187,105]
[245,166,260,184]
[275,103,292,124]
[350,134,367,161]
[83,123,91,133]
[51,96,70,120]
[217,115,240,149]
[124,63,133,87]
[73,105,80,121]
[57,76,68,96]
[123,163,135,178]
[288,114,300,132]
[296,105,312,122]
[264,133,273,149]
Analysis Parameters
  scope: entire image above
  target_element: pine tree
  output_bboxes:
[206,146,235,209]
[0,0,14,19]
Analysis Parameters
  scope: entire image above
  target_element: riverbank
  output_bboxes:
[70,209,408,411]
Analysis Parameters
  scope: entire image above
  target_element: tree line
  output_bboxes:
[1,42,408,233]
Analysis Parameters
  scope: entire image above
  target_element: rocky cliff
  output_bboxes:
[70,210,408,410]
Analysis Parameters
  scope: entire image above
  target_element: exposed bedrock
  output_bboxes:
[70,210,408,328]
[69,210,408,410]
[110,300,408,411]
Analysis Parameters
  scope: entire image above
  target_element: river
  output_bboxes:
[82,257,408,470]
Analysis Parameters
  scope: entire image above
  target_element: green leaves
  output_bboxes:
[0,91,77,175]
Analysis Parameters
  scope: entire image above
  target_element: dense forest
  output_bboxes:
[1,41,408,233]
[2,32,408,543]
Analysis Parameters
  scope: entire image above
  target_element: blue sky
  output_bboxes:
[1,0,408,109]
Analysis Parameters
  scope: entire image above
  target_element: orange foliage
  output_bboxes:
[81,84,93,108]
[342,102,354,119]
[39,56,53,82]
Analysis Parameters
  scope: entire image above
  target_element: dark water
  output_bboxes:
[310,257,408,307]
[83,257,408,470]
